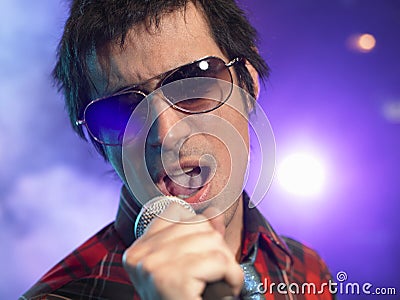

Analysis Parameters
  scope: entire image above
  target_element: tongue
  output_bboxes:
[165,179,198,196]
[164,170,204,197]
[165,177,198,196]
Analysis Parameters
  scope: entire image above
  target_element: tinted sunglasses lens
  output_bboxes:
[162,57,233,112]
[84,92,145,145]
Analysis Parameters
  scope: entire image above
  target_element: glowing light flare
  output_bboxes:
[277,152,327,197]
[358,34,376,51]
[382,101,400,123]
[347,33,377,53]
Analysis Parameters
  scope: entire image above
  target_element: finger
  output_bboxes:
[126,213,215,268]
[143,202,196,236]
[137,230,236,275]
[193,253,243,296]
[155,251,243,296]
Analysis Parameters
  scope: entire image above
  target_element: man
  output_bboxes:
[21,1,335,299]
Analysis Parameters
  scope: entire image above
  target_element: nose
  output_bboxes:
[146,95,191,151]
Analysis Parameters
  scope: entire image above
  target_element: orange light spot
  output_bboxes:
[357,34,376,52]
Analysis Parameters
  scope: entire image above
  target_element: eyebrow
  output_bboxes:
[103,55,214,97]
[101,55,225,98]
[105,65,178,97]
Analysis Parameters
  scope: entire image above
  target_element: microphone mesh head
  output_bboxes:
[134,196,196,239]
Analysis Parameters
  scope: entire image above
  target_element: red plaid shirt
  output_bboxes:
[21,187,335,300]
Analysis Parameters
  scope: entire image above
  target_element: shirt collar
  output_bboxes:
[241,192,294,274]
[114,185,293,274]
[114,185,141,247]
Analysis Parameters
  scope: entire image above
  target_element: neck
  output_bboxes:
[223,195,244,261]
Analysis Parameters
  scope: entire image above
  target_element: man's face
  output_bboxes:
[90,3,255,221]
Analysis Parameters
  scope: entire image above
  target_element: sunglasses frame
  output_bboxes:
[76,56,243,145]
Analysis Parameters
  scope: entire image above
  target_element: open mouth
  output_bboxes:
[159,165,212,204]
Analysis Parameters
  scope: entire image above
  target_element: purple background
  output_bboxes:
[1,0,399,299]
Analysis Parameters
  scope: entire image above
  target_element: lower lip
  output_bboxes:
[182,182,211,205]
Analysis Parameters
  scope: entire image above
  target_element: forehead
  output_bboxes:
[90,2,227,98]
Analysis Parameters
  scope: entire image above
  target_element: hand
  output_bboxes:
[122,204,244,300]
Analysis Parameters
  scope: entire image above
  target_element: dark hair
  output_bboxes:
[54,0,269,159]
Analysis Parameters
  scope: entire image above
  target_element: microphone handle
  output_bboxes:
[202,280,240,300]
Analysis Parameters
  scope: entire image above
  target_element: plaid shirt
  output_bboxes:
[21,187,335,300]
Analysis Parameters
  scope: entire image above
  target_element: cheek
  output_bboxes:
[208,109,249,185]
[214,106,250,152]
[209,136,232,174]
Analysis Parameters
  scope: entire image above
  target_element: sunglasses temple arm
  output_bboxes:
[225,57,243,67]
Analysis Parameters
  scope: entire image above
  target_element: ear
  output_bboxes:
[245,59,260,100]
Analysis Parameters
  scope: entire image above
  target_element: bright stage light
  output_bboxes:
[347,33,376,53]
[277,152,327,197]
[357,33,376,52]
[382,101,400,123]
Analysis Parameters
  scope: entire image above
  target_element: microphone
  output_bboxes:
[134,196,239,300]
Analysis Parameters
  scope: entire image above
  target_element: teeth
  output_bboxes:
[177,190,198,199]
[169,167,195,177]
[182,167,195,174]
[169,170,185,177]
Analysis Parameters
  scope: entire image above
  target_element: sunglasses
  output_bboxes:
[76,56,242,146]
